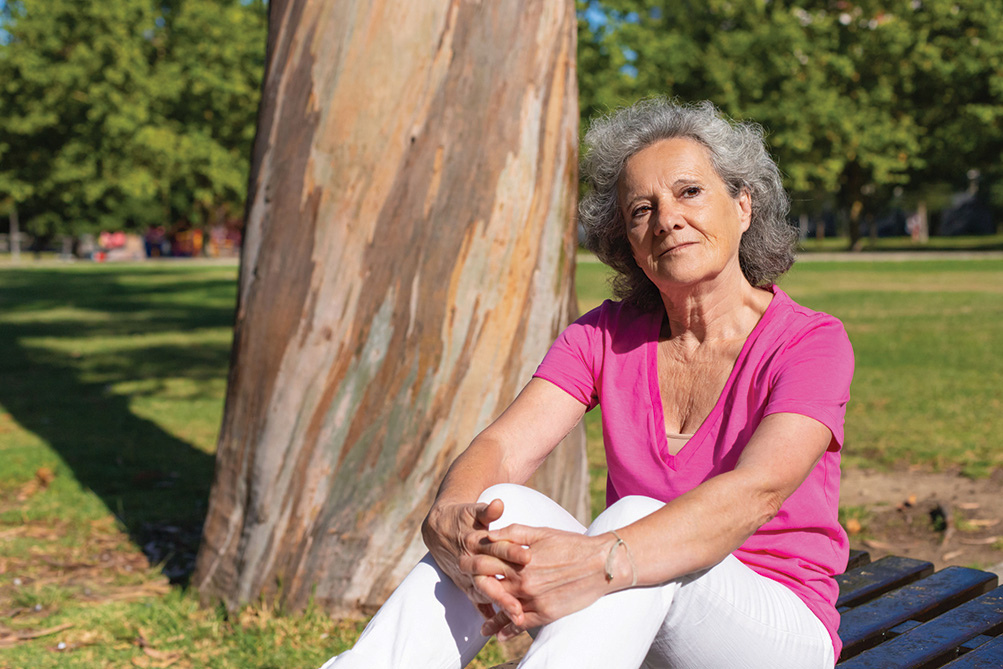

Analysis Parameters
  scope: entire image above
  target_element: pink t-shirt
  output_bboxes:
[533,285,853,659]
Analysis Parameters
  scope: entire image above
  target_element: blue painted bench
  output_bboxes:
[836,549,1002,667]
[490,550,1003,668]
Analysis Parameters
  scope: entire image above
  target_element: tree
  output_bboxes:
[577,0,1003,241]
[192,0,587,615]
[579,1,921,242]
[894,0,1003,214]
[142,0,267,227]
[0,0,160,239]
[0,0,266,239]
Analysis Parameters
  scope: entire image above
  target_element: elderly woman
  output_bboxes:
[322,99,852,669]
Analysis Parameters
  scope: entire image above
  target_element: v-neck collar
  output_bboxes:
[646,286,780,469]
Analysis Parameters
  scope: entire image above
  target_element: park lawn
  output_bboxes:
[575,258,1003,511]
[796,232,1003,253]
[1,257,1001,666]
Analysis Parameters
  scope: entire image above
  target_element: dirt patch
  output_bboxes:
[840,467,1003,576]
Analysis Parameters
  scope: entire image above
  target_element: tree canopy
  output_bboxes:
[2,0,1001,238]
[0,0,266,238]
[577,0,1003,223]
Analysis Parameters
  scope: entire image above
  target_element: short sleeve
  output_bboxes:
[763,316,854,449]
[532,305,604,410]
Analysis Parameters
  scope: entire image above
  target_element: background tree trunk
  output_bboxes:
[9,205,19,263]
[192,0,586,616]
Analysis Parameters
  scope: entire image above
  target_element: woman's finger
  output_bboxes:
[459,552,520,580]
[474,498,505,529]
[496,620,527,642]
[476,602,496,621]
[479,609,511,637]
[474,536,531,565]
[486,523,543,546]
[473,573,524,626]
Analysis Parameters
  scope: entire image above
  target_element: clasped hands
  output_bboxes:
[422,499,622,642]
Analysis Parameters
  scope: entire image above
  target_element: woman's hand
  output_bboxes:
[421,499,531,621]
[418,378,589,626]
[473,525,621,640]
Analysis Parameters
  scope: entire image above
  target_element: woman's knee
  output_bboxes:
[476,484,586,533]
[588,495,664,535]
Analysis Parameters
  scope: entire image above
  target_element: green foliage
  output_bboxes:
[577,0,1003,216]
[0,0,266,237]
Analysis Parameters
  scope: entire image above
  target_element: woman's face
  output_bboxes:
[618,137,751,291]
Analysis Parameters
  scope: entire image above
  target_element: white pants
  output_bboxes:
[320,484,835,669]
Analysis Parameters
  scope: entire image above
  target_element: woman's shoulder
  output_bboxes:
[758,284,854,367]
[767,285,847,332]
[575,298,659,329]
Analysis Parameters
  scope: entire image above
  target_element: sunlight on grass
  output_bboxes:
[1,256,1001,667]
[779,260,1003,477]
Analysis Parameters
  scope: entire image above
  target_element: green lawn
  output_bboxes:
[575,258,1003,513]
[1,257,1001,666]
[796,232,1003,253]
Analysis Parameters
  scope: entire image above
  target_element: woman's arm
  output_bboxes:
[478,411,834,637]
[611,411,833,582]
[420,378,587,614]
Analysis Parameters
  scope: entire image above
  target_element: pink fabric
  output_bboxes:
[533,285,853,659]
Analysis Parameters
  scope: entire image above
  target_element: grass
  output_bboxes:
[796,232,1003,253]
[1,256,1001,666]
[779,260,1003,477]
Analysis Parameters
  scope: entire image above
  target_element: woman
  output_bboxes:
[322,99,852,668]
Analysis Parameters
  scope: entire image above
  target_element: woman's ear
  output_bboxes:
[737,188,752,233]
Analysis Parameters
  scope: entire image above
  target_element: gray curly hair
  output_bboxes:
[580,98,795,311]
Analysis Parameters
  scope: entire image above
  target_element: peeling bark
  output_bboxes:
[193,0,586,615]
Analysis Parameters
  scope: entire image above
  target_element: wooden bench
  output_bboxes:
[489,550,1003,668]
[836,549,1002,667]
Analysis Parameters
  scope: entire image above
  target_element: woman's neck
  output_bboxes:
[657,268,772,345]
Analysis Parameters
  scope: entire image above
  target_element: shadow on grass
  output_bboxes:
[0,266,238,585]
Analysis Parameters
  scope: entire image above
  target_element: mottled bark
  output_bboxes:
[193,0,586,615]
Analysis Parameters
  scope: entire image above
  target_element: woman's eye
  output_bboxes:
[631,205,650,218]
[682,186,702,197]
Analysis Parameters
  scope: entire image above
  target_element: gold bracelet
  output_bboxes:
[604,530,638,587]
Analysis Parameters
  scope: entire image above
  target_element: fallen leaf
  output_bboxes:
[845,519,862,535]
[133,650,180,668]
[35,467,55,487]
[143,647,180,661]
[863,539,897,551]
[967,518,999,528]
[0,623,74,647]
[863,538,921,551]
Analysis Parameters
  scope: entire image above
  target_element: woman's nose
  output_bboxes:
[653,205,683,234]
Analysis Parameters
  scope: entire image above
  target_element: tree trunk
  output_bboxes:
[193,0,586,616]
[844,162,864,251]
[916,200,929,243]
[10,205,19,263]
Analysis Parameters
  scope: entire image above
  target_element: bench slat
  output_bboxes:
[838,567,998,660]
[941,633,1003,668]
[836,555,935,609]
[847,549,871,572]
[838,585,1003,668]
[958,634,994,652]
